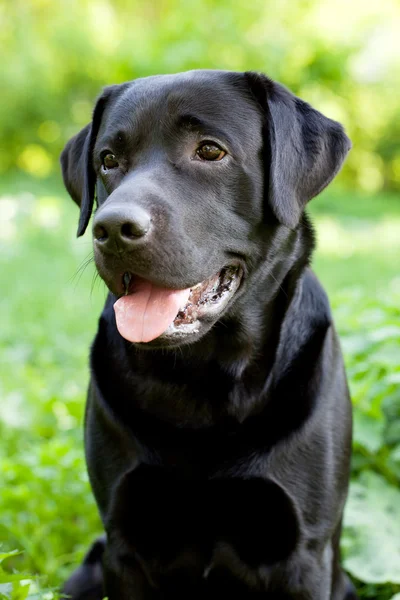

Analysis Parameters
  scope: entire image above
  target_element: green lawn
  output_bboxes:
[0,176,399,599]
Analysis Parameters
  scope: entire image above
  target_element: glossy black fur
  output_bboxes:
[60,70,357,599]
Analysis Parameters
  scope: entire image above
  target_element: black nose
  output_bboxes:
[93,205,151,252]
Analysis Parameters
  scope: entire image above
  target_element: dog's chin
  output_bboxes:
[104,265,243,349]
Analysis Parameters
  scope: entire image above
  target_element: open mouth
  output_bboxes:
[113,265,242,344]
[174,266,241,326]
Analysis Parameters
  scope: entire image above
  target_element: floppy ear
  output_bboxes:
[244,72,351,228]
[60,85,123,237]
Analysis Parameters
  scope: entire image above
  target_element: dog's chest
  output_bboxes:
[108,463,299,590]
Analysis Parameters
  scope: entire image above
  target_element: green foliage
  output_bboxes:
[332,287,400,597]
[343,472,400,585]
[1,0,400,193]
[0,550,42,600]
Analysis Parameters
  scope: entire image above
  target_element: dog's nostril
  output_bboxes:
[94,225,108,242]
[121,221,148,239]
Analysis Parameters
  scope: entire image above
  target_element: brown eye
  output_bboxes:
[196,144,226,161]
[102,153,119,170]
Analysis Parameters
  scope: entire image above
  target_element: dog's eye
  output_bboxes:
[102,153,119,170]
[196,144,226,161]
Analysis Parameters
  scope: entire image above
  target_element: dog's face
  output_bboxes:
[61,70,350,348]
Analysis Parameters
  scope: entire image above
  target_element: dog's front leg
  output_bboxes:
[103,545,159,600]
[62,536,106,600]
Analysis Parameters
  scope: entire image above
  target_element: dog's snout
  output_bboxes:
[93,205,151,251]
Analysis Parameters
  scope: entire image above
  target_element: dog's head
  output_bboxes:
[61,70,350,348]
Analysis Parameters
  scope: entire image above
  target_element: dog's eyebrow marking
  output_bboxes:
[177,115,203,129]
[100,130,127,147]
[115,130,126,143]
[97,128,141,156]
[176,114,233,146]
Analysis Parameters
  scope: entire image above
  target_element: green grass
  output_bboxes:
[0,176,399,599]
[309,190,400,294]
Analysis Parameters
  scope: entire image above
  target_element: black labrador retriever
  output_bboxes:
[60,70,357,599]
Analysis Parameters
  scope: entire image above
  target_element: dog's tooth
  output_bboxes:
[123,272,132,295]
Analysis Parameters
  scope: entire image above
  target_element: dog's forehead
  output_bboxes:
[101,70,262,141]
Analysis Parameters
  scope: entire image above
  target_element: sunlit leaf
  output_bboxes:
[343,472,400,584]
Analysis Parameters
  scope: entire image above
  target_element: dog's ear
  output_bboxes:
[244,72,351,228]
[60,85,123,237]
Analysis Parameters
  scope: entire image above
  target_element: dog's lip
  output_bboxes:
[119,263,243,300]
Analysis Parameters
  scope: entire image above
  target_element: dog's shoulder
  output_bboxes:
[277,267,332,366]
[296,267,332,327]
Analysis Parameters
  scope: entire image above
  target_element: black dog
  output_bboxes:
[60,70,356,599]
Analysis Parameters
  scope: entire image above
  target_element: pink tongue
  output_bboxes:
[113,278,191,343]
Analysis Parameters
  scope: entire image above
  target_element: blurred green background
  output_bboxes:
[0,1,399,598]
